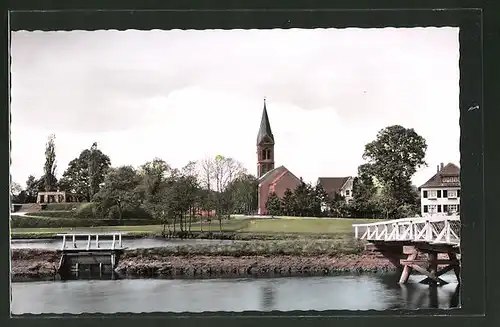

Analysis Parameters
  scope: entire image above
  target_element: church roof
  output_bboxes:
[256,99,274,145]
[317,177,351,195]
[258,165,300,187]
[258,165,285,184]
[419,163,460,188]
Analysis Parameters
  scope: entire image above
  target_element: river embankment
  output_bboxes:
[11,239,398,279]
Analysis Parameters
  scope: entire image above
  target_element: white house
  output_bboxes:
[317,176,354,211]
[419,162,460,217]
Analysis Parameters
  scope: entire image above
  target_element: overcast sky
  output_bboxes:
[10,28,459,188]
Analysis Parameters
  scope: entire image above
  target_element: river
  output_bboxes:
[11,273,460,314]
[10,238,239,250]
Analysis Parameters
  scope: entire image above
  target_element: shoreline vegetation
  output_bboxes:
[11,215,398,280]
[11,245,397,280]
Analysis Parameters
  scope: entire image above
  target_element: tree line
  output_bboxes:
[264,125,427,219]
[11,124,428,221]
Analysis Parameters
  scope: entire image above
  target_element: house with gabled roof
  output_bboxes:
[419,162,460,217]
[317,177,354,203]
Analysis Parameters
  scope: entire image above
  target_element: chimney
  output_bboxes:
[437,165,440,173]
[440,162,444,171]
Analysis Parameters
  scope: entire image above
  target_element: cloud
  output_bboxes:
[10,28,460,187]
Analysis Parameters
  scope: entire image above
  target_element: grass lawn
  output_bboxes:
[11,219,250,236]
[11,217,381,237]
[239,218,382,234]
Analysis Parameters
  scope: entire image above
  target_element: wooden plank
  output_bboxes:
[399,252,417,284]
[403,246,417,254]
[400,259,459,265]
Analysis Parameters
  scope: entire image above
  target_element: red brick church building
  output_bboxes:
[256,100,302,215]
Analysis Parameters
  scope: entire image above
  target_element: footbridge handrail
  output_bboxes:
[56,232,124,251]
[352,215,460,246]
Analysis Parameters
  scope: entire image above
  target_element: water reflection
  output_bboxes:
[11,273,460,314]
[260,283,276,311]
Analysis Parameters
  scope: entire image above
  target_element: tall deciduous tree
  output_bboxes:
[58,143,111,201]
[362,125,427,218]
[43,134,58,192]
[94,166,141,221]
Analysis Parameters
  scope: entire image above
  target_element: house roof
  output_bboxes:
[419,163,460,189]
[317,177,351,195]
[256,99,274,145]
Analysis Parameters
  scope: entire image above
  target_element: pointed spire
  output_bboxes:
[257,98,274,145]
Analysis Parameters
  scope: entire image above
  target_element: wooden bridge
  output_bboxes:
[352,216,461,286]
[56,233,125,277]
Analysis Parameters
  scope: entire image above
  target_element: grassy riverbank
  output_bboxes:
[11,238,395,279]
[11,217,380,239]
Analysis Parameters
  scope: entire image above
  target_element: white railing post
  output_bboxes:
[119,233,122,248]
[96,234,99,248]
[426,221,432,242]
[445,220,451,243]
[112,234,116,250]
[61,235,66,251]
[395,223,400,240]
[354,226,359,239]
[86,235,91,250]
[72,234,76,248]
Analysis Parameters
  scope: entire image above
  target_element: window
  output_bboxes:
[437,205,442,213]
[345,190,350,196]
[437,190,442,198]
[428,205,437,213]
[448,204,458,213]
[448,190,458,198]
[423,190,428,198]
[443,205,448,212]
[423,205,428,213]
[443,190,448,198]
[442,176,459,183]
[428,190,437,198]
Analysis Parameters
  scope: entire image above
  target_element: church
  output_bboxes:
[256,100,302,215]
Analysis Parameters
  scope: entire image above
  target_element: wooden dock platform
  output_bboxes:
[56,233,125,277]
[352,216,461,286]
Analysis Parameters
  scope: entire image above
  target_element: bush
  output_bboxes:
[28,211,75,218]
[44,203,81,211]
[10,215,159,228]
[74,202,102,219]
[106,206,153,220]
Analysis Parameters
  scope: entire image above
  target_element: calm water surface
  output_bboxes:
[11,238,239,249]
[11,273,459,314]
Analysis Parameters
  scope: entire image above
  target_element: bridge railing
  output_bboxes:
[56,233,124,251]
[352,216,460,246]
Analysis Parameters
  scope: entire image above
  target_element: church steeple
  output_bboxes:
[257,98,275,178]
[257,98,274,146]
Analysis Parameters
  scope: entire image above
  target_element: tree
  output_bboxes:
[59,143,111,201]
[226,174,259,215]
[313,182,328,217]
[361,125,427,218]
[25,175,37,198]
[266,192,282,216]
[42,134,58,192]
[281,188,295,216]
[93,166,141,221]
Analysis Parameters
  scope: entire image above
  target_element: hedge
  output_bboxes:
[10,215,160,228]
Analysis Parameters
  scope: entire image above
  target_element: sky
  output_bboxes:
[10,27,460,188]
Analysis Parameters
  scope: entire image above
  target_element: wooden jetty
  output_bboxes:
[56,232,126,277]
[352,216,460,286]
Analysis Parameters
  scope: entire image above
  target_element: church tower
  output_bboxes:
[257,98,275,178]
